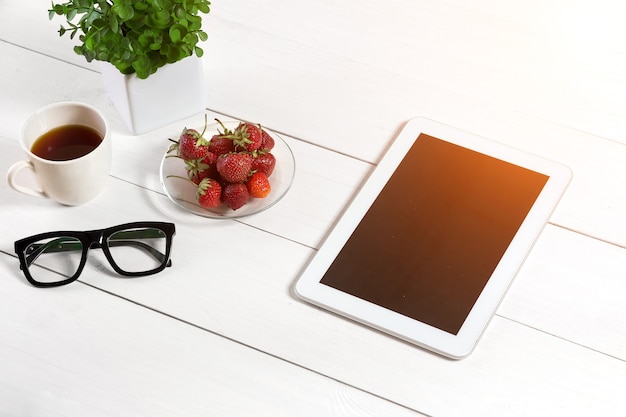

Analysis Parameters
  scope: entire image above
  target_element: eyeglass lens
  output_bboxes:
[106,227,168,274]
[22,226,169,284]
[23,237,84,284]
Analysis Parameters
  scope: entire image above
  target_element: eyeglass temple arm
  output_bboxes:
[24,233,171,267]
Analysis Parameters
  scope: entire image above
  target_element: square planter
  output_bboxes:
[101,56,206,135]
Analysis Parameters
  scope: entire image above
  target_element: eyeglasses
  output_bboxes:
[14,222,175,288]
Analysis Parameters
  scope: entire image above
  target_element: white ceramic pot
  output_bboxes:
[101,56,206,135]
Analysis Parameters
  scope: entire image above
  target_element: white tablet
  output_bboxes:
[295,117,572,359]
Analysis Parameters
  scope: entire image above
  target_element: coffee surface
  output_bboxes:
[31,124,102,161]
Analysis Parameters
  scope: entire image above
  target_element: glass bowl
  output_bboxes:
[159,121,295,218]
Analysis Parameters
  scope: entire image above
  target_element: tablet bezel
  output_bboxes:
[294,117,572,359]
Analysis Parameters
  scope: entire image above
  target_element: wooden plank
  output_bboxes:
[498,224,626,360]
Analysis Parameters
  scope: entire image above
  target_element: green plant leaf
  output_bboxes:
[173,5,186,19]
[166,44,184,62]
[112,3,134,20]
[198,3,210,14]
[67,8,77,20]
[148,10,171,29]
[169,24,187,43]
[109,14,119,33]
[132,54,151,78]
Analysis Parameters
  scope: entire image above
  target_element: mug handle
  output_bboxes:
[6,160,47,199]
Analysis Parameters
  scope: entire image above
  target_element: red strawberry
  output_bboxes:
[216,152,253,183]
[186,151,218,184]
[187,164,211,185]
[208,134,235,156]
[196,178,222,208]
[222,183,249,210]
[259,128,275,152]
[251,152,276,177]
[232,122,263,152]
[201,151,218,169]
[246,172,271,198]
[176,127,210,160]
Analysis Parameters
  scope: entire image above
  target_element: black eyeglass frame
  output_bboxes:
[14,221,175,288]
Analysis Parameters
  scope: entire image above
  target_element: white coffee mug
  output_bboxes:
[6,102,111,206]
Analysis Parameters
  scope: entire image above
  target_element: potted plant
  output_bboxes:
[48,0,213,134]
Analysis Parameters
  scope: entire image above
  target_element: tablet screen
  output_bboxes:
[320,133,549,335]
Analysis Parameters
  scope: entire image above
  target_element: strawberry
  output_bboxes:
[259,128,275,152]
[187,163,211,185]
[186,151,217,184]
[168,115,210,160]
[246,172,271,198]
[167,124,210,161]
[166,174,221,208]
[216,152,253,183]
[180,128,210,160]
[251,152,276,177]
[208,134,235,156]
[196,178,222,208]
[208,118,235,155]
[222,183,249,210]
[232,122,263,152]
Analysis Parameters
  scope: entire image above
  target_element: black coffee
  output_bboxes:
[31,124,102,161]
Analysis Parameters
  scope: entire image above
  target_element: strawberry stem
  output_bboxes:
[166,174,193,183]
[200,114,208,137]
[214,118,234,136]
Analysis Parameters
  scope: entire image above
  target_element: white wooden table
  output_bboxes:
[1,1,625,415]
